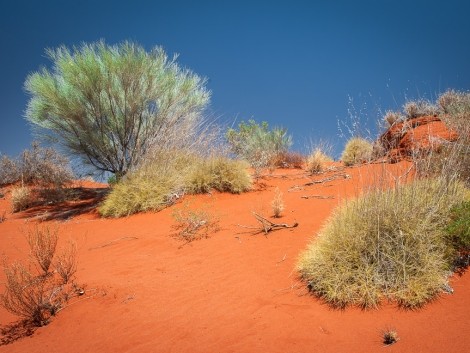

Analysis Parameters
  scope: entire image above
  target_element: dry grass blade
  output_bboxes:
[54,241,78,284]
[271,187,284,218]
[26,225,59,274]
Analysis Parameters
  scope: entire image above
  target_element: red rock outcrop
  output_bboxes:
[378,116,458,162]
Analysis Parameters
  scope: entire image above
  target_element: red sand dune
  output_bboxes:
[379,116,458,162]
[1,163,469,353]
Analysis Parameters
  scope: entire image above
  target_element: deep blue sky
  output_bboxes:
[1,0,469,159]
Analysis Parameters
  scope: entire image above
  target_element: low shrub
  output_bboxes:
[0,155,20,185]
[297,178,468,309]
[226,120,292,171]
[11,186,33,212]
[26,225,59,274]
[271,151,305,169]
[403,100,439,119]
[100,152,252,217]
[1,225,79,327]
[187,157,251,194]
[306,148,333,174]
[172,202,220,242]
[340,137,373,166]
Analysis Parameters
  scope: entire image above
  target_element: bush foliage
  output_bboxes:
[99,152,251,217]
[25,41,210,177]
[341,137,373,166]
[226,120,292,170]
[297,178,468,309]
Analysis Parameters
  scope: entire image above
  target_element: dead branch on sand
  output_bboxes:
[89,236,138,250]
[300,195,335,200]
[237,212,298,236]
[288,173,350,192]
[304,173,351,186]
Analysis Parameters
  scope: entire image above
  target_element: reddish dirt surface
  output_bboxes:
[378,116,458,162]
[1,163,469,353]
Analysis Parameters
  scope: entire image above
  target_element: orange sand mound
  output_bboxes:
[1,163,469,353]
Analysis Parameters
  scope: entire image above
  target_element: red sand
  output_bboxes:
[1,163,469,353]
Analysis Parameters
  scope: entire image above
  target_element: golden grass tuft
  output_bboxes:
[297,177,468,309]
[271,187,284,218]
[99,152,251,218]
[187,157,251,194]
[341,137,373,166]
[306,148,333,174]
[11,186,33,212]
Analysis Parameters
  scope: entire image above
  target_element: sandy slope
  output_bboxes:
[0,163,469,353]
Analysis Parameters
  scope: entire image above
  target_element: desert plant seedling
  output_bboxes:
[382,329,399,346]
[271,187,284,218]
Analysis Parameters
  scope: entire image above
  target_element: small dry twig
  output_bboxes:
[89,236,138,250]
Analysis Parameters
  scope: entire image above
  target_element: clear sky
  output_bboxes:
[1,0,469,159]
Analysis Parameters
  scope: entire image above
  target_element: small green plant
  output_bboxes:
[107,174,117,186]
[271,187,284,218]
[340,137,373,166]
[446,201,470,252]
[226,120,292,172]
[172,203,220,243]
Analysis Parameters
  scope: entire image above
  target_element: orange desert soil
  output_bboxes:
[1,164,469,353]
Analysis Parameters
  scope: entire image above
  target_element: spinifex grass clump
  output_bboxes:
[99,151,251,218]
[297,178,468,309]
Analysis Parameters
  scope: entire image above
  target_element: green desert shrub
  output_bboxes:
[25,41,210,178]
[297,178,468,309]
[226,120,292,171]
[446,201,470,253]
[341,137,373,166]
[187,157,251,194]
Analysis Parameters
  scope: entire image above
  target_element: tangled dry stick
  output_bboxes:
[237,212,298,236]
